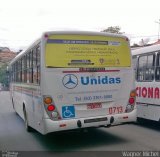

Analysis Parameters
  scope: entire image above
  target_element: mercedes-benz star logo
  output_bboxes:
[62,74,78,89]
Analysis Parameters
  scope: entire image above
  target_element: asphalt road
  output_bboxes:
[0,91,160,155]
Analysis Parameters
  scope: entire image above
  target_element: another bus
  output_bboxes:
[9,31,136,135]
[132,44,160,122]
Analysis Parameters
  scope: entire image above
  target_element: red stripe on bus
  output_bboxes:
[62,70,120,73]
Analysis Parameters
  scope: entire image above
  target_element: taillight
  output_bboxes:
[47,105,55,111]
[125,37,129,42]
[43,96,61,120]
[44,34,49,39]
[130,91,136,97]
[44,97,52,104]
[129,97,135,104]
[125,90,136,113]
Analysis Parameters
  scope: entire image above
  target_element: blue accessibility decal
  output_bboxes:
[62,106,75,118]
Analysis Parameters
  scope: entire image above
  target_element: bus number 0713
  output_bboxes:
[108,106,123,115]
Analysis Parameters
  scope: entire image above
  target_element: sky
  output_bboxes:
[0,0,160,51]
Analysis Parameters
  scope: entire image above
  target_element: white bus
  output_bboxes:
[9,31,136,135]
[132,44,160,122]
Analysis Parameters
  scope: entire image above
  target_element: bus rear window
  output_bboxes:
[45,34,131,68]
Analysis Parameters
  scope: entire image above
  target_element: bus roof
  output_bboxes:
[132,44,160,57]
[9,31,129,66]
[42,30,128,38]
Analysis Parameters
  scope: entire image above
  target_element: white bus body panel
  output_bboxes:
[132,44,160,122]
[136,81,160,121]
[39,68,136,134]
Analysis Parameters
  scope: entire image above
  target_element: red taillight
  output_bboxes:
[44,34,49,38]
[47,105,55,111]
[129,97,135,104]
[125,37,129,42]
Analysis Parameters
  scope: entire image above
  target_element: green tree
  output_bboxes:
[102,26,124,34]
[0,63,9,88]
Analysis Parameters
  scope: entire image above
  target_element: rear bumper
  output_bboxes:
[42,109,137,135]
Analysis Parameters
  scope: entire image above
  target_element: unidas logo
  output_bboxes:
[81,76,121,85]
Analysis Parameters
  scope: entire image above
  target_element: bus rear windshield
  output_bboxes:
[45,34,131,68]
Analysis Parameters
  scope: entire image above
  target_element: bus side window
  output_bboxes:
[29,50,33,83]
[33,44,40,85]
[137,54,155,81]
[146,54,155,81]
[155,67,160,80]
[36,45,40,85]
[132,57,137,80]
[137,56,147,81]
[155,52,160,81]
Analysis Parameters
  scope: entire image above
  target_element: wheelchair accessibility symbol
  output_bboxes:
[62,106,75,118]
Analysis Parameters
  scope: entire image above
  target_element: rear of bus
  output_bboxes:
[41,31,136,134]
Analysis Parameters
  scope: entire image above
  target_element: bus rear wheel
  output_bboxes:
[23,107,32,132]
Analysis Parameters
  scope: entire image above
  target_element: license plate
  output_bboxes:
[87,103,102,109]
[108,106,123,115]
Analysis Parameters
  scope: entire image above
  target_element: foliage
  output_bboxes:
[0,63,9,88]
[102,26,124,34]
[132,43,140,47]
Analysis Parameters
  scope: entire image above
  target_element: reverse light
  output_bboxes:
[47,105,55,111]
[51,111,58,118]
[44,97,52,104]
